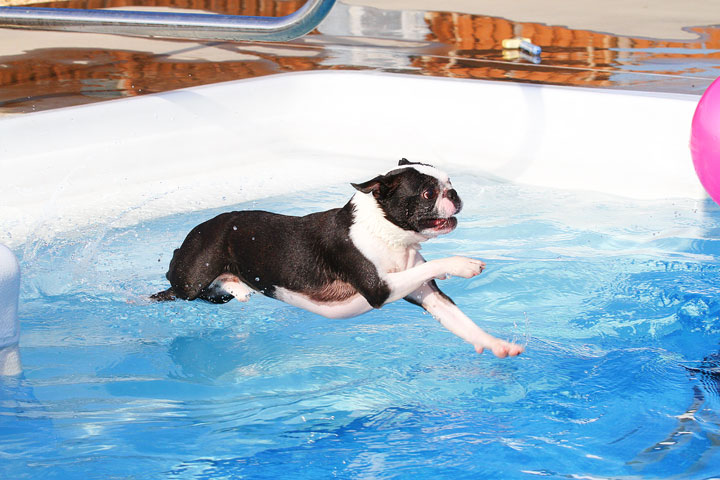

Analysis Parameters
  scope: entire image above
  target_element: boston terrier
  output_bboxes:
[151,159,523,358]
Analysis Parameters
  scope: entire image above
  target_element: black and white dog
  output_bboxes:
[152,159,523,358]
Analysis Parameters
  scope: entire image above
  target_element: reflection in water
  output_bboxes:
[0,0,718,113]
[629,354,720,475]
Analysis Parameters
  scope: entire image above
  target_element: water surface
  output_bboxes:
[3,177,720,479]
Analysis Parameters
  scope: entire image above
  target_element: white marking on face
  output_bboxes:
[394,163,458,218]
[392,163,450,184]
[436,193,458,218]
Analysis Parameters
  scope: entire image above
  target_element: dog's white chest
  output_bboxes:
[376,245,420,274]
[349,192,426,276]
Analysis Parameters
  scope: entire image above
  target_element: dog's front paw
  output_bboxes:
[474,338,524,358]
[440,256,486,279]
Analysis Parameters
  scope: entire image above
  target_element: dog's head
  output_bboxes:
[351,159,462,239]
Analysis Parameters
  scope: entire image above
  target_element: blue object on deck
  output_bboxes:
[519,39,542,56]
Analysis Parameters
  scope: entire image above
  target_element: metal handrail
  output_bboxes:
[0,0,336,42]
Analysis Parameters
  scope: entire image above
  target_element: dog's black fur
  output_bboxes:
[151,159,459,308]
[151,160,524,358]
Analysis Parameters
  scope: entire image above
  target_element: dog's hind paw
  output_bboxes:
[149,288,177,302]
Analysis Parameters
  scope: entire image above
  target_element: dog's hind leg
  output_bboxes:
[163,219,233,301]
[150,288,177,302]
[199,273,256,304]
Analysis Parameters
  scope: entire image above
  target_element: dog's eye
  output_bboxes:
[422,188,438,200]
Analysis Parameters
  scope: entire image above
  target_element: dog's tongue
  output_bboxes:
[420,217,457,232]
[426,217,456,230]
[430,218,447,228]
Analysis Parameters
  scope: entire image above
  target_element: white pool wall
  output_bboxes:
[0,244,21,376]
[0,71,707,375]
[0,71,704,250]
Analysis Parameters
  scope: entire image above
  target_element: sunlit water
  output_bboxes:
[3,175,720,479]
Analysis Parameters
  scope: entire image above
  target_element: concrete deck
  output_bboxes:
[0,0,718,114]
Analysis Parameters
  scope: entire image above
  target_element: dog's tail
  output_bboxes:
[149,287,177,302]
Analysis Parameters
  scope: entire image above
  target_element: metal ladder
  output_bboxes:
[0,0,335,42]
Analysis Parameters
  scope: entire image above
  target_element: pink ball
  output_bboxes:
[691,76,720,205]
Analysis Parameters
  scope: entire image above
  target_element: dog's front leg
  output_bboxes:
[382,255,486,304]
[408,282,524,358]
[396,254,523,358]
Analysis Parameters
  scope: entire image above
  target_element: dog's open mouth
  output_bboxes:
[420,216,457,232]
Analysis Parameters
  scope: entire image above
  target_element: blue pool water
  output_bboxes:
[3,175,720,479]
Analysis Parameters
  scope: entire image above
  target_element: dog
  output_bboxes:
[151,159,523,358]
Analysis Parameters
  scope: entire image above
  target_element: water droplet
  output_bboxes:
[251,237,255,241]
[255,277,260,282]
[233,226,238,231]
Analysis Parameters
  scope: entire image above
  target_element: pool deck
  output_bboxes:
[0,0,718,114]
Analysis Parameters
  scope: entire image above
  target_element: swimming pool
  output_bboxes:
[1,72,717,478]
[5,177,720,479]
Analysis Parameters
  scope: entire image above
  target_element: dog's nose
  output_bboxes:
[445,188,462,212]
[446,189,461,205]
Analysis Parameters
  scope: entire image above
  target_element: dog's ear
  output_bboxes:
[352,174,399,199]
[351,175,383,196]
